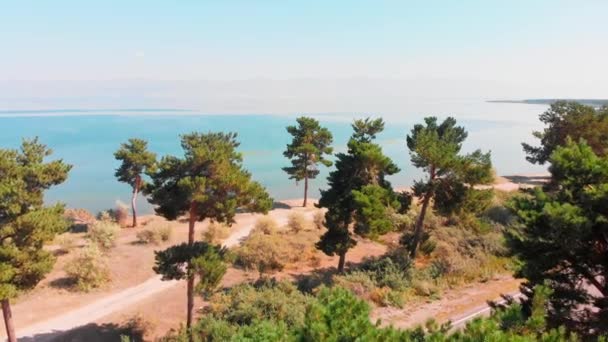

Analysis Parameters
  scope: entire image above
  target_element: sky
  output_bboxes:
[1,1,607,109]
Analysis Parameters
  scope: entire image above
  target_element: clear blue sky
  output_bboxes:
[1,1,607,94]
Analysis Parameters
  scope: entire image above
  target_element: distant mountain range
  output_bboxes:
[489,99,608,107]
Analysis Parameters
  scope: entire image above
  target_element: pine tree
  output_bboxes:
[0,138,71,342]
[317,118,399,272]
[509,139,608,332]
[145,132,272,334]
[114,138,156,227]
[406,117,493,258]
[282,116,333,207]
[522,101,608,164]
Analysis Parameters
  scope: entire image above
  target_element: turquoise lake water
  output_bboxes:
[0,104,548,214]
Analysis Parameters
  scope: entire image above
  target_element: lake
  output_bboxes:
[0,101,548,213]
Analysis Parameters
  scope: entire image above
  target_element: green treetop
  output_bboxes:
[317,118,400,272]
[522,101,608,164]
[145,132,272,332]
[114,138,156,227]
[509,139,608,333]
[0,138,71,342]
[282,116,333,207]
[406,117,493,258]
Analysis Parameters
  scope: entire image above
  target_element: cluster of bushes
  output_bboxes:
[136,224,172,245]
[64,244,111,291]
[335,253,411,308]
[97,201,130,227]
[202,222,230,244]
[155,282,580,342]
[62,219,122,291]
[233,215,320,276]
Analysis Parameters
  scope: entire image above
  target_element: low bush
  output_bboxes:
[202,222,230,244]
[205,281,311,327]
[113,201,130,227]
[55,234,77,254]
[88,221,120,250]
[287,212,309,233]
[64,244,110,291]
[253,216,278,235]
[234,233,288,275]
[335,254,411,307]
[136,225,172,245]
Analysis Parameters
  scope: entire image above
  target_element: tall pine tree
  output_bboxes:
[317,118,399,272]
[114,138,156,227]
[282,116,333,207]
[145,132,272,334]
[0,138,71,342]
[406,117,493,258]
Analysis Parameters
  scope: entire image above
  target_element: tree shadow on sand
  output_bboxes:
[291,261,361,293]
[18,321,145,342]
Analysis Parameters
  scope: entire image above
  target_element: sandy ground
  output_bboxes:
[10,200,319,340]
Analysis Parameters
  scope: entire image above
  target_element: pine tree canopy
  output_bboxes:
[114,138,156,188]
[282,116,333,182]
[0,138,71,299]
[145,132,273,223]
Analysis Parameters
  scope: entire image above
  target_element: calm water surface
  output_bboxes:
[0,102,548,213]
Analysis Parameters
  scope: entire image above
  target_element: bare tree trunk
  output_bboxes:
[2,299,16,342]
[131,175,141,227]
[303,174,309,207]
[409,167,435,259]
[337,252,346,273]
[186,202,197,337]
[409,192,431,259]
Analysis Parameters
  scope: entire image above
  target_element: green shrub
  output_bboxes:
[88,221,120,250]
[64,244,110,291]
[234,233,287,275]
[287,212,309,233]
[157,225,172,242]
[313,210,325,230]
[136,225,172,245]
[206,281,311,327]
[202,222,230,244]
[253,216,278,235]
[135,229,156,245]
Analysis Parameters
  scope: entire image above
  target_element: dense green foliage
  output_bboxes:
[406,117,493,257]
[522,101,608,165]
[0,138,71,299]
[0,138,72,340]
[283,117,333,206]
[146,132,273,223]
[317,118,400,271]
[114,138,156,226]
[509,140,608,333]
[159,282,585,342]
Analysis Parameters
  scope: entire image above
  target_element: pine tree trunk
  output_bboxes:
[303,175,309,207]
[186,202,197,336]
[131,189,138,228]
[409,167,436,259]
[409,192,431,259]
[337,252,346,273]
[2,299,16,342]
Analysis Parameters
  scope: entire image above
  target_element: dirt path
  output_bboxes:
[16,208,315,341]
[372,275,522,329]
